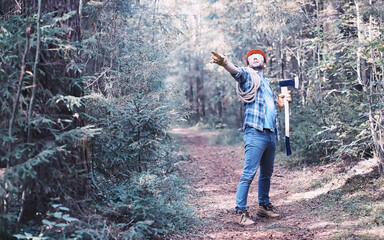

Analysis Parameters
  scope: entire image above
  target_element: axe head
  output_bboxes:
[279,76,299,89]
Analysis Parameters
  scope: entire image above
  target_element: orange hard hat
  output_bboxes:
[246,49,267,65]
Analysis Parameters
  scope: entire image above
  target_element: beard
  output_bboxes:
[250,63,265,72]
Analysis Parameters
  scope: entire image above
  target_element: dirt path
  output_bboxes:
[170,127,383,240]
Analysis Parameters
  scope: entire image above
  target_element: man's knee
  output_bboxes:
[259,168,274,179]
[240,171,256,184]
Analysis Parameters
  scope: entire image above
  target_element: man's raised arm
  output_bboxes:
[210,51,239,75]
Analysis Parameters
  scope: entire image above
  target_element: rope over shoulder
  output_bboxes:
[236,67,261,103]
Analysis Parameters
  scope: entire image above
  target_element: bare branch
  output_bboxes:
[6,26,30,215]
[27,0,42,143]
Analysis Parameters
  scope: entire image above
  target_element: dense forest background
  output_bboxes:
[0,0,383,239]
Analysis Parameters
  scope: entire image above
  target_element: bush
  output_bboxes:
[289,88,371,165]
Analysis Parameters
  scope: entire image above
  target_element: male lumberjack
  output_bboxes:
[210,49,291,226]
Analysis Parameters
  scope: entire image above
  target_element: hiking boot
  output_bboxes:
[236,210,256,226]
[257,203,280,218]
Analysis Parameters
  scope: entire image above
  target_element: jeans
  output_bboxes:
[235,127,276,212]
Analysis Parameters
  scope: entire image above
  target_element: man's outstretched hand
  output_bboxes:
[210,51,228,66]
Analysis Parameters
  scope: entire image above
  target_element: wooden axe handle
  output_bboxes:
[281,86,289,137]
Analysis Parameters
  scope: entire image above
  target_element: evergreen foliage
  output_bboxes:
[1,0,195,239]
[0,9,98,238]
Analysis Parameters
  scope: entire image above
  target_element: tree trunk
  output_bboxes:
[323,0,339,54]
[355,0,363,85]
[280,33,286,79]
[355,0,384,174]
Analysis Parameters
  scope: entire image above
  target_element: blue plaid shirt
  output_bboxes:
[232,66,280,139]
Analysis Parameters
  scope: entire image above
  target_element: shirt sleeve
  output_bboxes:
[231,65,248,84]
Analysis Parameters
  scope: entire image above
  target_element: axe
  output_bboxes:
[279,76,299,156]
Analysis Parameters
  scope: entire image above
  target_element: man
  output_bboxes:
[210,49,291,226]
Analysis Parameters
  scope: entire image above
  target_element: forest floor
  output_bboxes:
[169,127,384,240]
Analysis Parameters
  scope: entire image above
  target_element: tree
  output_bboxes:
[1,0,97,235]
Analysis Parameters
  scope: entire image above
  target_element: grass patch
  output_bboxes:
[307,189,371,219]
[207,128,243,145]
[276,152,314,169]
[308,176,333,190]
[373,205,384,226]
[341,194,373,217]
[331,232,374,240]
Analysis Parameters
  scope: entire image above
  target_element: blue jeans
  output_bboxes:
[235,127,276,212]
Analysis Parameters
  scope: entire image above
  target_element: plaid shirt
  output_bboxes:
[232,66,280,138]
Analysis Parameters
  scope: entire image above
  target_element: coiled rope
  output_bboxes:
[236,67,261,103]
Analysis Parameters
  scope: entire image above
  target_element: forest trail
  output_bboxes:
[170,127,383,240]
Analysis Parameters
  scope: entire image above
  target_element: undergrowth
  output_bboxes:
[14,152,198,240]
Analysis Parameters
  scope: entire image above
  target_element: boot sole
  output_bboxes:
[257,213,280,218]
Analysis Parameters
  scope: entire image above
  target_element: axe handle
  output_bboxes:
[281,87,289,137]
